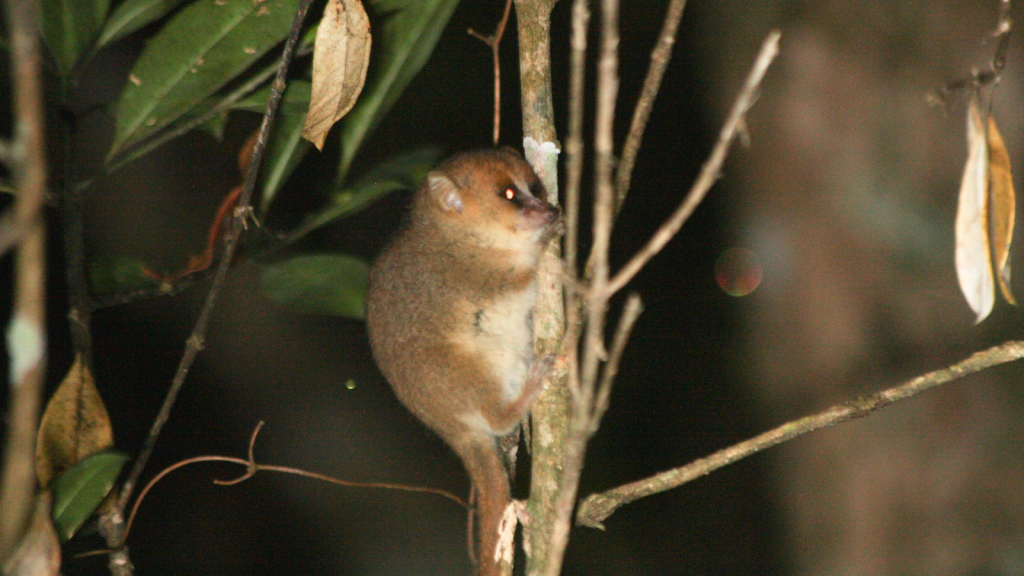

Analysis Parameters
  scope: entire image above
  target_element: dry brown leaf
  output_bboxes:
[1,492,61,576]
[987,114,1016,305]
[36,355,114,489]
[302,0,371,150]
[955,98,994,323]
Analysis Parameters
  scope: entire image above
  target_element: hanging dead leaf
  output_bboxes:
[36,355,114,489]
[987,114,1016,305]
[302,0,371,150]
[955,98,994,323]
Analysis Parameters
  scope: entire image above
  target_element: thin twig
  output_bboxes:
[604,30,780,298]
[581,0,620,403]
[90,269,212,310]
[62,108,94,374]
[112,0,315,522]
[541,3,620,574]
[562,0,590,402]
[108,422,467,552]
[468,0,514,145]
[590,293,642,432]
[926,4,1010,114]
[97,134,258,310]
[575,340,1024,529]
[991,0,1012,76]
[0,0,48,562]
[613,0,687,213]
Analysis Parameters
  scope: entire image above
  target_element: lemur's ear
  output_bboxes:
[426,171,463,213]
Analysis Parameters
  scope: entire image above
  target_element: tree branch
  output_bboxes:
[576,340,1024,529]
[562,0,588,290]
[63,122,95,375]
[605,30,780,298]
[108,422,468,552]
[613,0,687,213]
[580,0,619,399]
[537,2,621,574]
[591,293,642,432]
[0,1,46,259]
[91,269,212,310]
[109,0,315,535]
[468,0,514,145]
[991,0,1011,76]
[513,1,568,575]
[0,0,48,562]
[561,0,589,442]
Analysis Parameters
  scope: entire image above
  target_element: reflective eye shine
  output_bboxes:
[504,188,516,200]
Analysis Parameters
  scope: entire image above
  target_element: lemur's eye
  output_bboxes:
[500,186,526,208]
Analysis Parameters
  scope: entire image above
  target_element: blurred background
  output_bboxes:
[4,0,1024,574]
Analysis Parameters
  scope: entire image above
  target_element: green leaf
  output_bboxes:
[233,81,313,213]
[287,146,439,243]
[233,79,311,114]
[105,49,287,173]
[336,0,461,181]
[88,256,159,296]
[51,451,128,542]
[97,0,190,48]
[108,0,300,163]
[260,110,312,215]
[260,254,369,318]
[198,110,229,141]
[40,0,110,77]
[343,145,439,209]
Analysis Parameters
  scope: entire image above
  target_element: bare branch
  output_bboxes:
[605,30,780,298]
[540,3,620,574]
[468,0,514,145]
[112,0,315,525]
[925,2,1012,112]
[91,269,211,310]
[591,293,643,431]
[614,0,688,213]
[576,340,1024,529]
[0,2,47,260]
[0,0,48,562]
[563,0,588,280]
[109,422,468,553]
[562,0,590,404]
[63,130,95,373]
[581,0,620,405]
[991,0,1012,75]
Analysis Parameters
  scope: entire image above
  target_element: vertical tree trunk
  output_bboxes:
[513,1,570,574]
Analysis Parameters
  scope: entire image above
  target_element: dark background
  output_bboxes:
[6,0,1024,574]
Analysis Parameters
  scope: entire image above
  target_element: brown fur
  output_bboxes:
[366,148,559,576]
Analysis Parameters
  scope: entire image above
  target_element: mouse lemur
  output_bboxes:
[366,147,560,576]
